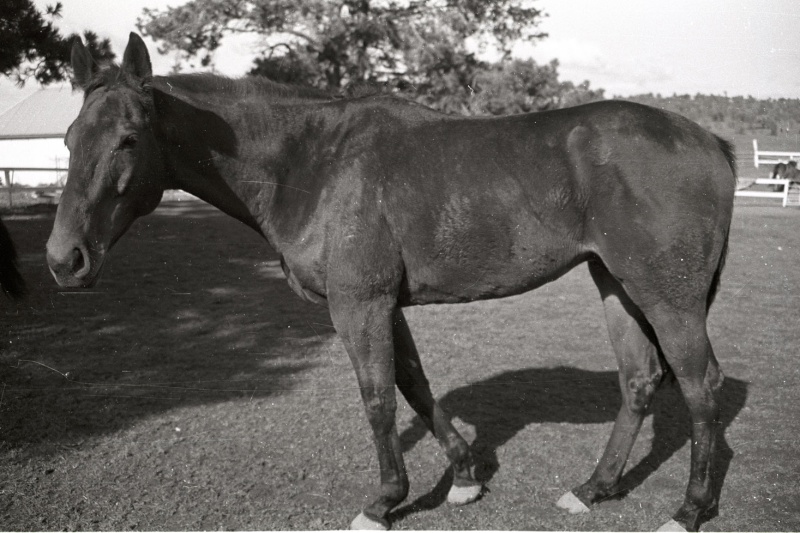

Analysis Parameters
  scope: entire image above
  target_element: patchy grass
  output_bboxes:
[1,200,798,530]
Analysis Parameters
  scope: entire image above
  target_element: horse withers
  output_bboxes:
[47,33,737,531]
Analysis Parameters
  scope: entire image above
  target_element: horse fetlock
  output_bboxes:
[685,482,716,512]
[574,479,617,505]
[443,432,471,460]
[671,500,718,533]
[363,485,407,528]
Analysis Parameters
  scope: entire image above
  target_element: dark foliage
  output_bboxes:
[138,0,594,114]
[0,0,114,85]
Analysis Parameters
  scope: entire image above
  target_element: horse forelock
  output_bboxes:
[81,64,155,117]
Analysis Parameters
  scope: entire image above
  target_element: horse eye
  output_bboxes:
[119,134,139,150]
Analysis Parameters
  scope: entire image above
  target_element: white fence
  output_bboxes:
[2,167,65,207]
[736,178,794,207]
[735,140,800,207]
[751,139,800,168]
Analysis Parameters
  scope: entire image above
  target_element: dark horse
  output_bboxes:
[0,219,26,299]
[47,34,736,532]
[771,160,799,181]
[769,160,799,191]
[770,161,788,180]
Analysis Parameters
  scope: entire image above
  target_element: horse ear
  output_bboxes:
[70,38,97,89]
[121,32,152,80]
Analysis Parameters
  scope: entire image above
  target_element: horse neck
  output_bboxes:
[151,76,334,239]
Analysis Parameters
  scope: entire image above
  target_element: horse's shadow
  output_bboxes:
[0,203,334,457]
[393,366,747,521]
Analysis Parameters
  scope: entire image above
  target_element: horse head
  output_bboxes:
[46,33,166,287]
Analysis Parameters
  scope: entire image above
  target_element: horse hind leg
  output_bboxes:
[647,308,723,532]
[392,308,482,505]
[557,260,665,513]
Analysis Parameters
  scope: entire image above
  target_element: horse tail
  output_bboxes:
[707,135,736,313]
[715,135,737,185]
[0,218,27,299]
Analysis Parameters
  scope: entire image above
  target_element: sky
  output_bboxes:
[2,0,800,113]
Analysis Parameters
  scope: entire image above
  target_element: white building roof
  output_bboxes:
[0,86,83,140]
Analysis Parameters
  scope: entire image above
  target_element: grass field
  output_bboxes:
[1,199,799,531]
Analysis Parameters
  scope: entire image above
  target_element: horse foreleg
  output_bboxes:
[392,308,482,505]
[558,261,663,513]
[330,296,408,530]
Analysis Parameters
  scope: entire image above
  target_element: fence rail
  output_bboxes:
[1,167,66,207]
[752,139,800,168]
[734,178,795,207]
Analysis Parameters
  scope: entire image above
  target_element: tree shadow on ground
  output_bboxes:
[0,202,334,458]
[393,366,747,522]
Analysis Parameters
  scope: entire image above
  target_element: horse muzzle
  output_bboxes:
[46,237,104,288]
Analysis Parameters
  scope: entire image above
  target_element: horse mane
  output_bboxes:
[156,73,337,102]
[80,63,336,105]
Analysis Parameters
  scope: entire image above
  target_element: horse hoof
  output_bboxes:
[350,512,389,530]
[446,483,482,505]
[556,491,590,514]
[656,519,687,532]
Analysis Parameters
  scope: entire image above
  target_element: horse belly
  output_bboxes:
[400,213,582,305]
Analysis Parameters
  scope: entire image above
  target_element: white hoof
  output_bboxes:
[555,491,590,514]
[656,519,687,532]
[446,483,482,505]
[350,512,388,530]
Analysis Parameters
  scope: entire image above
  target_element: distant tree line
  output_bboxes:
[622,93,800,138]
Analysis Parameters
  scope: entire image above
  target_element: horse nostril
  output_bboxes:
[71,246,93,279]
[70,247,85,273]
[46,236,96,284]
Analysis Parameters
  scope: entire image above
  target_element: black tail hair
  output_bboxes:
[0,218,27,299]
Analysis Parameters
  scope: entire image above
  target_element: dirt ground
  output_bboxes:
[1,200,799,531]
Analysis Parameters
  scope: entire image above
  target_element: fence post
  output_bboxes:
[783,180,790,207]
[753,139,759,168]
